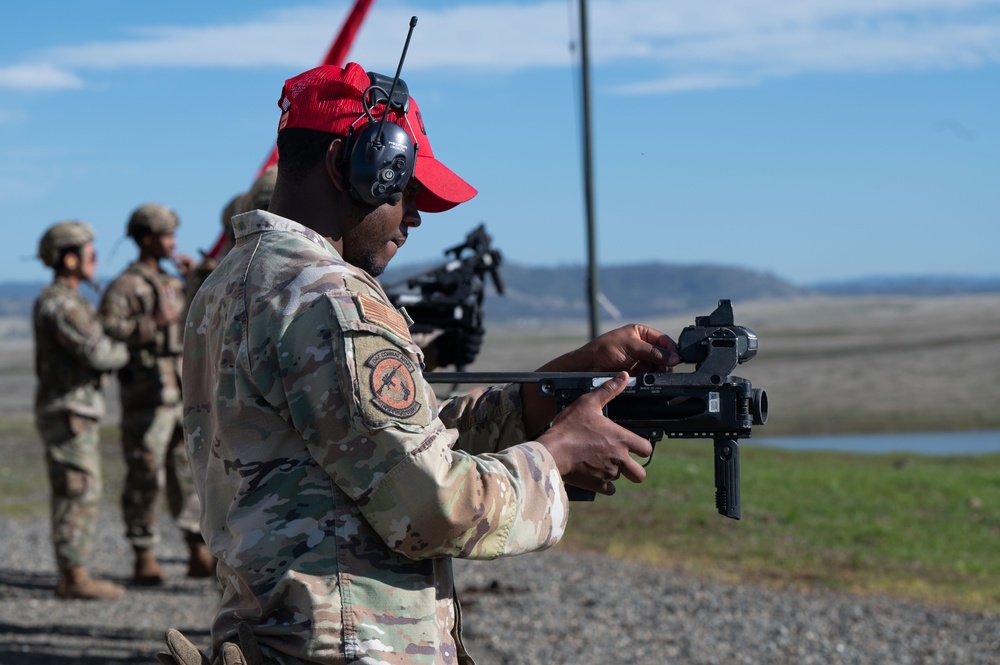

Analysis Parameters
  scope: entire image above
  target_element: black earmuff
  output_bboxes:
[344,73,417,207]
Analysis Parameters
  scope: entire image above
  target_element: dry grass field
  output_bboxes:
[2,293,998,438]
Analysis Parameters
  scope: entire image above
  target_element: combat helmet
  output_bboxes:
[239,166,277,214]
[38,221,95,268]
[220,193,242,228]
[126,203,179,240]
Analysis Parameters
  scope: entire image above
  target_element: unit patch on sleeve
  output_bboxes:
[366,348,422,420]
[351,333,430,428]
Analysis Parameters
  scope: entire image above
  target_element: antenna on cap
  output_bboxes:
[372,16,417,151]
[348,17,419,207]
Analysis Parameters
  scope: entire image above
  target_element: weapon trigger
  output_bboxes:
[640,429,663,468]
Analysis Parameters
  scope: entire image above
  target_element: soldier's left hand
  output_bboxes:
[520,324,680,436]
[555,324,680,375]
[172,253,197,277]
[434,326,485,369]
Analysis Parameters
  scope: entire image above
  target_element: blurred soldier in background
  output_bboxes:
[33,221,128,600]
[99,204,213,585]
[185,167,278,304]
[184,193,241,304]
[241,166,278,219]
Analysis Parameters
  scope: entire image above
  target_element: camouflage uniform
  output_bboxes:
[100,260,201,549]
[184,211,568,665]
[34,277,129,571]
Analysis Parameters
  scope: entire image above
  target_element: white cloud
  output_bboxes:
[1,0,999,93]
[34,4,575,74]
[588,0,1000,92]
[0,63,84,91]
[612,74,759,95]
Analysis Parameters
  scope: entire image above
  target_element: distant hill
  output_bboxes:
[0,283,44,318]
[0,282,102,319]
[2,268,998,336]
[470,262,803,322]
[381,261,796,322]
[809,275,1000,296]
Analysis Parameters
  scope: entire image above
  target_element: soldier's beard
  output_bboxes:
[340,200,396,278]
[355,248,386,277]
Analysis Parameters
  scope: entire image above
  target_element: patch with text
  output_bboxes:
[365,348,421,420]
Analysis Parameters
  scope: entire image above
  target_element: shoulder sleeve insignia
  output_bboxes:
[357,293,412,341]
[366,347,421,419]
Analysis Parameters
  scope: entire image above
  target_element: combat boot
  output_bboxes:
[133,546,166,585]
[56,566,125,600]
[186,540,216,578]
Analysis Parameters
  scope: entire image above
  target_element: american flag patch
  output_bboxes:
[357,293,412,340]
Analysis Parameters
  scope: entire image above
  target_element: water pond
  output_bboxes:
[750,430,1000,456]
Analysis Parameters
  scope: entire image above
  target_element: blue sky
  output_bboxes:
[2,0,998,286]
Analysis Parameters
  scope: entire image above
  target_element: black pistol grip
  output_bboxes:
[714,438,741,520]
[565,485,596,502]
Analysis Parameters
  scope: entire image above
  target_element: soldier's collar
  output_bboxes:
[231,210,338,256]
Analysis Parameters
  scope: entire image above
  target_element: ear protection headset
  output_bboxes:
[343,71,418,207]
[343,17,420,207]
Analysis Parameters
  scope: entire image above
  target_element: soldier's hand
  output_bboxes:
[154,308,178,328]
[567,324,680,375]
[172,252,197,277]
[154,284,181,328]
[521,324,680,437]
[434,326,485,369]
[535,372,653,496]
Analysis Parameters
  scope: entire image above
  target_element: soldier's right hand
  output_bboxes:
[154,309,176,328]
[535,372,653,496]
[154,301,180,328]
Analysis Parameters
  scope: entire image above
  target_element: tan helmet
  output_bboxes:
[221,193,242,227]
[218,193,243,243]
[126,203,179,240]
[38,221,95,268]
[239,166,277,214]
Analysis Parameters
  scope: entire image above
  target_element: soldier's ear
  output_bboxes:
[62,252,79,271]
[325,138,349,193]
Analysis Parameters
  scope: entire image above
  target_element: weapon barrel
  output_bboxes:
[424,372,616,384]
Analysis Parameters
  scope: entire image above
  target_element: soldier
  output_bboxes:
[184,193,242,305]
[185,167,278,305]
[239,165,278,217]
[221,164,481,373]
[172,62,680,664]
[33,221,128,600]
[99,204,214,584]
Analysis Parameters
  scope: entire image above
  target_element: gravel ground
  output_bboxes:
[2,510,998,665]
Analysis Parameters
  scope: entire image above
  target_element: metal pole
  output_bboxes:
[578,0,600,340]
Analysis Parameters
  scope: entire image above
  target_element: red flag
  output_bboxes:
[255,0,375,177]
[207,0,375,259]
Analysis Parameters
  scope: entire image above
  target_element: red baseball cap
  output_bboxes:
[277,62,477,212]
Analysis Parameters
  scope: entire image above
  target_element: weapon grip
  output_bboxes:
[565,485,595,502]
[714,438,741,520]
[489,262,505,295]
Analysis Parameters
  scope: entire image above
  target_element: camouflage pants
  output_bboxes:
[36,412,103,571]
[120,403,202,548]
